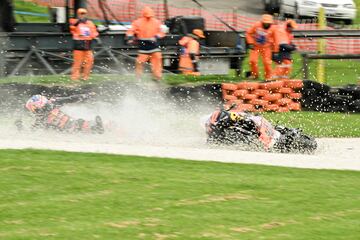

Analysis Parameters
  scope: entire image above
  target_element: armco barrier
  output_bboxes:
[221,80,303,112]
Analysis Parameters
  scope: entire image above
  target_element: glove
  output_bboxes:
[73,18,87,27]
[126,36,134,45]
[79,18,87,24]
[247,44,254,50]
[73,20,81,26]
[280,44,296,52]
[272,52,281,63]
[147,37,157,44]
[154,35,161,44]
[94,38,102,45]
[193,61,199,72]
[190,53,199,72]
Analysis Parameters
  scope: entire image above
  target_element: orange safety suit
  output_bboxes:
[69,18,98,81]
[246,21,275,80]
[272,23,296,80]
[126,7,164,80]
[178,35,201,76]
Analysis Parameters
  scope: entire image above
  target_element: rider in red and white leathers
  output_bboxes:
[15,94,104,133]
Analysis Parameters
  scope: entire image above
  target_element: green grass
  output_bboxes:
[0,72,247,86]
[263,111,360,138]
[14,0,49,23]
[165,74,242,85]
[1,64,358,87]
[0,74,211,86]
[164,54,360,87]
[172,54,360,87]
[0,149,360,239]
[354,0,360,24]
[240,53,360,87]
[291,55,360,86]
[0,74,243,86]
[0,74,122,85]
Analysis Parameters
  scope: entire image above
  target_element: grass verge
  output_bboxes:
[0,74,242,86]
[291,54,360,86]
[14,0,49,23]
[1,66,358,86]
[0,74,121,85]
[263,111,360,138]
[355,0,360,24]
[3,52,359,87]
[240,54,360,86]
[1,149,360,239]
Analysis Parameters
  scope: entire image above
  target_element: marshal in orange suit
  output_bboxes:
[69,8,99,81]
[272,19,297,80]
[246,14,276,80]
[126,7,165,81]
[178,29,205,76]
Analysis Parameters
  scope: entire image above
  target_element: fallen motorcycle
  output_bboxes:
[203,105,317,154]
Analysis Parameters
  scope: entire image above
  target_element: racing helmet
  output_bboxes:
[25,95,49,113]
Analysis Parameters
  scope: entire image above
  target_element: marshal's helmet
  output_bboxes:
[25,95,49,113]
[261,14,274,29]
[77,8,88,15]
[261,14,274,24]
[142,7,154,18]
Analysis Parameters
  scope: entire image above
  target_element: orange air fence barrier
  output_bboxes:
[222,80,304,112]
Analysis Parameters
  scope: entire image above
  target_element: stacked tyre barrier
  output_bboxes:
[222,80,303,112]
